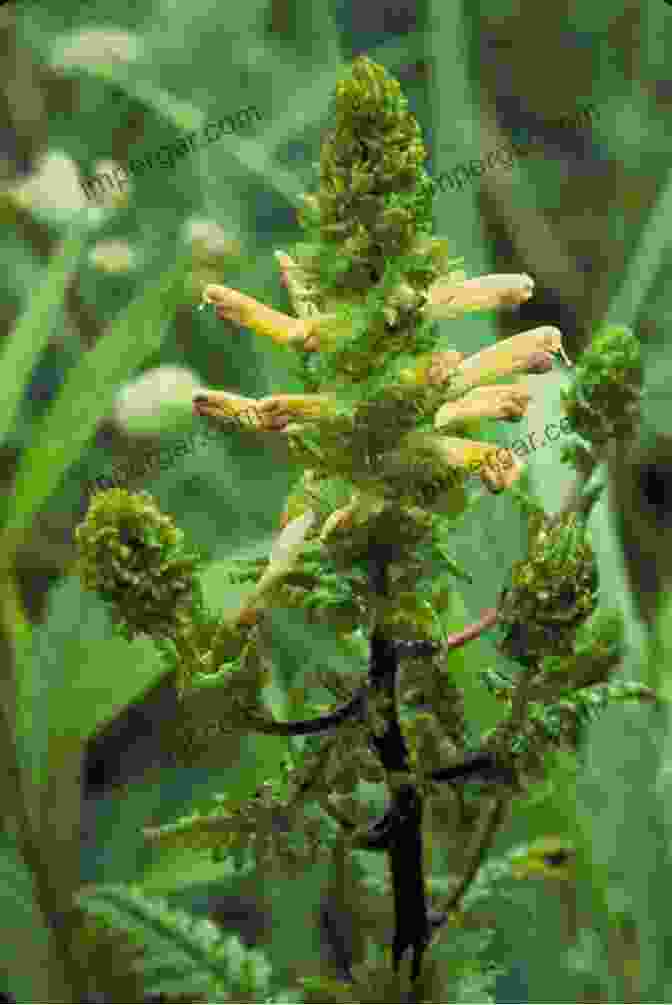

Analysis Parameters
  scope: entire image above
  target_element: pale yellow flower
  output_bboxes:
[274,250,321,322]
[450,326,571,393]
[398,431,524,493]
[184,219,242,261]
[88,239,137,273]
[200,283,323,349]
[50,27,141,71]
[434,383,532,431]
[424,272,535,320]
[192,388,336,431]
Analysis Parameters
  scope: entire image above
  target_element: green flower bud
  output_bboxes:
[497,513,598,667]
[560,324,643,448]
[74,488,202,641]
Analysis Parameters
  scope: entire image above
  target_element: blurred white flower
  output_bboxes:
[88,239,137,273]
[9,151,89,218]
[183,218,242,261]
[50,28,141,71]
[113,365,203,436]
[268,508,316,568]
[81,159,130,210]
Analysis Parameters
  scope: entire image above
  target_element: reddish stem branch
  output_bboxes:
[445,607,499,650]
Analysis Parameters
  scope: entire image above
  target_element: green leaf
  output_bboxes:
[575,701,672,1002]
[603,169,672,329]
[76,883,275,1001]
[0,220,88,449]
[0,252,189,561]
[14,574,165,774]
[652,590,672,698]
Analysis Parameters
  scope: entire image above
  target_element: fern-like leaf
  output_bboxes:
[75,883,285,1002]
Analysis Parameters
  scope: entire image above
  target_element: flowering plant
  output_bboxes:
[72,56,648,1000]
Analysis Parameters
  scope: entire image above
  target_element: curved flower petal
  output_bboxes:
[425,272,534,319]
[192,389,262,427]
[255,393,337,429]
[193,389,336,432]
[400,431,525,493]
[434,383,531,431]
[201,283,322,349]
[452,326,571,392]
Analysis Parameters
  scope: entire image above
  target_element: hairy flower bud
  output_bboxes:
[497,513,598,667]
[75,488,202,641]
[560,324,642,447]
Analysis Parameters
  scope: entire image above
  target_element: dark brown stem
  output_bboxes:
[244,686,366,735]
[431,751,516,785]
[367,556,432,984]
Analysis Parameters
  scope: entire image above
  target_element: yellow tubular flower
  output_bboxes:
[273,250,321,322]
[450,326,571,393]
[318,492,361,543]
[424,272,535,320]
[398,431,524,493]
[434,383,532,431]
[193,388,336,431]
[201,283,322,349]
[192,389,264,428]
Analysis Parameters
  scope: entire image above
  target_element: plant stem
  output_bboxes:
[244,686,366,735]
[444,607,499,649]
[367,557,432,983]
